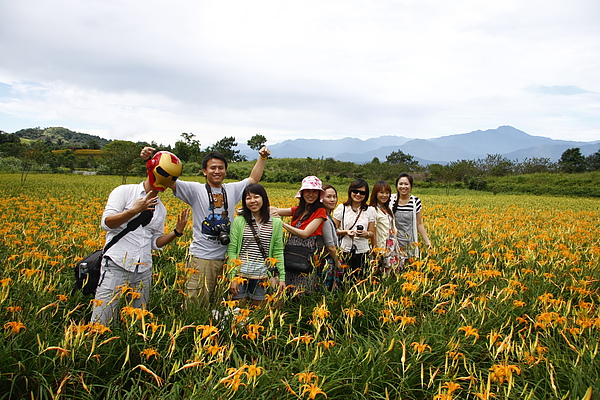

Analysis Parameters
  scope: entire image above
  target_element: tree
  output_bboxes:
[363,157,398,181]
[0,132,22,159]
[0,131,21,146]
[18,140,52,185]
[385,150,419,170]
[208,136,247,162]
[586,150,600,171]
[101,140,141,184]
[559,148,586,173]
[516,157,557,174]
[476,154,514,176]
[173,132,202,163]
[247,134,267,152]
[427,163,453,193]
[446,159,479,182]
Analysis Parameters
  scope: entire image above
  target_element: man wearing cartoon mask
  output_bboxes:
[140,146,270,308]
[91,151,190,326]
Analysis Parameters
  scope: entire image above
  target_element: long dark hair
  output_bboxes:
[392,172,413,213]
[343,179,369,211]
[294,191,324,224]
[369,180,392,215]
[241,183,270,224]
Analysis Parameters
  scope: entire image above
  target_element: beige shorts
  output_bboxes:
[185,256,225,305]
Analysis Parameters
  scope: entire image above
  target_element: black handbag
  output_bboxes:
[72,209,154,296]
[284,244,315,274]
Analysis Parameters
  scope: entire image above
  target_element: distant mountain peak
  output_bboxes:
[259,126,598,164]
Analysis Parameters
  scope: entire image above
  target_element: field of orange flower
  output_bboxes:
[1,173,599,400]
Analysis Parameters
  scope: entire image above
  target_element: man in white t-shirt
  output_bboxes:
[140,146,270,307]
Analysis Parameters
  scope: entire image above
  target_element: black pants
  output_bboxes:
[342,251,370,281]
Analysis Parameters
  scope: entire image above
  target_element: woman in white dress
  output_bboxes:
[368,180,400,273]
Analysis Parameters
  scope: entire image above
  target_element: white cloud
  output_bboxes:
[0,0,599,145]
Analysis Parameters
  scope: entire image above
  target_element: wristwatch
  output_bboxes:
[173,228,183,237]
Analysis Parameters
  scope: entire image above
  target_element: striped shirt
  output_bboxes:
[392,194,422,214]
[238,218,273,279]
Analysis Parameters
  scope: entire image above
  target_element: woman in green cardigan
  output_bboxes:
[226,183,285,306]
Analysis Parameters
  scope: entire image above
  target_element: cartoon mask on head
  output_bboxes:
[146,151,182,191]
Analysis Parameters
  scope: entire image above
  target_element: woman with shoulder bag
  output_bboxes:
[333,179,376,281]
[226,184,285,307]
[271,176,327,294]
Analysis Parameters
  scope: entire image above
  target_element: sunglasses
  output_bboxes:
[351,189,367,196]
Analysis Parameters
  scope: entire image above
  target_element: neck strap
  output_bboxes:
[205,183,228,216]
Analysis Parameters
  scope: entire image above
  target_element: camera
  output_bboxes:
[202,216,231,245]
[212,224,231,245]
[356,225,364,231]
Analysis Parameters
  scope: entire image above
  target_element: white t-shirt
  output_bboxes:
[175,179,249,260]
[333,204,376,254]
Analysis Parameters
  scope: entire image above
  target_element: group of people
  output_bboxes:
[90,146,432,325]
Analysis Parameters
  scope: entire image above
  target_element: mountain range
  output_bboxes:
[238,126,599,164]
[7,125,598,164]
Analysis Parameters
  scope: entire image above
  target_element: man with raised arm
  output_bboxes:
[140,145,271,308]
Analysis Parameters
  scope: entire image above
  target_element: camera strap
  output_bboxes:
[342,205,362,230]
[205,183,229,219]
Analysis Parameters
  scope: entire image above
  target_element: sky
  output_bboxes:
[0,0,599,148]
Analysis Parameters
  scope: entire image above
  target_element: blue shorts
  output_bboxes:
[232,278,268,301]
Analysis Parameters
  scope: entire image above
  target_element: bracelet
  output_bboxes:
[173,228,183,237]
[260,155,267,160]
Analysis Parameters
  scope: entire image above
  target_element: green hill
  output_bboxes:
[12,126,111,149]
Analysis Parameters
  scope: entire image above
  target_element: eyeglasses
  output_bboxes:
[351,189,367,196]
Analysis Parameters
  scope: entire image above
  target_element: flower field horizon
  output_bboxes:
[1,173,599,399]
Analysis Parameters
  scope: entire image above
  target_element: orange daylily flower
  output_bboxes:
[458,325,480,342]
[296,371,318,383]
[196,324,219,339]
[301,382,328,399]
[411,341,431,353]
[291,334,315,345]
[140,348,159,360]
[4,321,26,334]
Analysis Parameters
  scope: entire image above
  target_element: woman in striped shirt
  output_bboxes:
[392,173,432,265]
[227,183,285,307]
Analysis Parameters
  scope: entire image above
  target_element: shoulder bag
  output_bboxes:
[72,209,154,296]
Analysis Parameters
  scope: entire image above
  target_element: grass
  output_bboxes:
[0,173,599,399]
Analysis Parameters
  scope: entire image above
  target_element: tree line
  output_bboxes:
[1,130,599,190]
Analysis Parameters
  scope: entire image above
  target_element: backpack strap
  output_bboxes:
[103,209,154,254]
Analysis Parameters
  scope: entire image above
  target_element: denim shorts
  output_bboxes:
[232,278,268,301]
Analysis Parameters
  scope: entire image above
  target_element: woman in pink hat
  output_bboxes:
[271,176,327,292]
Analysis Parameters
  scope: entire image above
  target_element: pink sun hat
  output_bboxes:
[295,176,325,201]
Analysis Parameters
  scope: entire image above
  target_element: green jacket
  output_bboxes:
[226,215,285,280]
